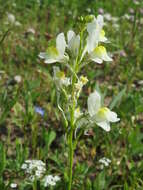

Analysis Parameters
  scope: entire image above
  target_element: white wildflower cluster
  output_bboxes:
[99,157,111,169]
[10,183,17,189]
[42,175,60,187]
[21,160,46,181]
[21,160,60,187]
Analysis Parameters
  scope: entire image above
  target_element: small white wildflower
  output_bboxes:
[88,91,120,131]
[21,160,46,181]
[27,28,35,34]
[21,163,27,170]
[53,66,70,89]
[117,160,120,165]
[123,14,131,20]
[99,157,111,167]
[74,107,83,120]
[39,33,68,64]
[75,76,88,90]
[15,21,21,26]
[10,183,17,188]
[54,176,61,182]
[7,13,15,24]
[103,13,112,21]
[42,175,60,187]
[14,75,22,83]
[86,8,91,13]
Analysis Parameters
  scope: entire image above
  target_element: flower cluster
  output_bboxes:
[21,160,60,187]
[42,175,60,187]
[39,15,112,65]
[99,157,111,169]
[21,160,46,181]
[39,14,120,132]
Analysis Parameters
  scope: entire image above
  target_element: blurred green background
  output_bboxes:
[0,0,143,189]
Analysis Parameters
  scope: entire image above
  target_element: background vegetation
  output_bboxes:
[0,0,143,189]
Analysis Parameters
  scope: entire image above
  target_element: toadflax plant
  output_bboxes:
[39,15,120,190]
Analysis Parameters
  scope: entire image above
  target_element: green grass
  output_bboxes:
[0,0,143,189]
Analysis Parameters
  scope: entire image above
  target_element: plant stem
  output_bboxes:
[33,180,37,190]
[68,129,74,190]
[68,70,76,190]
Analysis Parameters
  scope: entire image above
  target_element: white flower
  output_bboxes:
[14,75,22,83]
[21,163,27,170]
[42,175,60,187]
[103,13,112,21]
[89,45,112,64]
[74,107,83,119]
[27,28,35,34]
[10,183,17,188]
[87,91,120,131]
[15,21,21,26]
[86,15,107,53]
[7,13,15,24]
[75,76,88,97]
[53,66,70,88]
[67,30,80,57]
[99,157,111,167]
[21,160,46,181]
[39,33,68,64]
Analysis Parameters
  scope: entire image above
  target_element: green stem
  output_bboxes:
[33,180,37,190]
[68,129,74,190]
[67,28,84,190]
[68,71,76,190]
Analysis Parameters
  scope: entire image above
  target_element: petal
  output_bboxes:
[39,52,57,64]
[44,58,58,64]
[105,110,120,122]
[86,20,100,52]
[91,57,103,64]
[96,121,110,132]
[97,15,104,27]
[67,30,75,43]
[87,20,96,35]
[56,33,66,56]
[102,53,113,62]
[88,91,101,117]
[68,34,80,56]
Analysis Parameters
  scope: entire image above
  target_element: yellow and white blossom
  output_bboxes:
[67,30,80,57]
[89,45,112,64]
[53,66,70,88]
[88,91,120,131]
[84,15,112,64]
[74,107,83,120]
[39,33,68,64]
[86,15,107,53]
[75,76,88,89]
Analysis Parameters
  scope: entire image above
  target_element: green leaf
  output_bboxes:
[0,143,6,175]
[109,87,126,110]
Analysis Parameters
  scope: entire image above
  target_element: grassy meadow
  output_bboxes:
[0,0,143,189]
